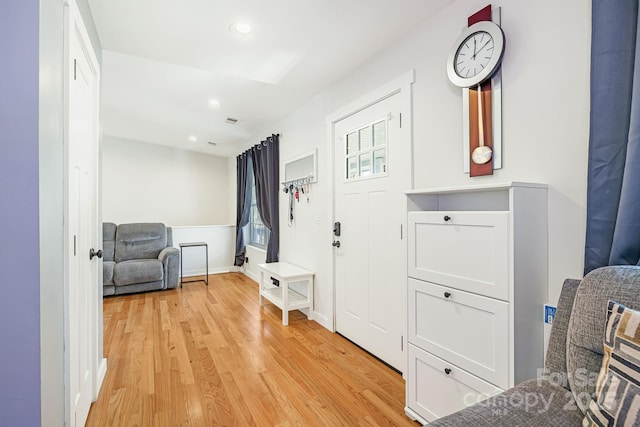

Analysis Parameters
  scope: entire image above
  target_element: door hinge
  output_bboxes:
[73,235,77,256]
[399,112,402,128]
[401,335,404,351]
[400,224,403,239]
[73,59,77,81]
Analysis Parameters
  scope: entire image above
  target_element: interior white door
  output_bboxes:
[334,92,409,371]
[67,3,100,425]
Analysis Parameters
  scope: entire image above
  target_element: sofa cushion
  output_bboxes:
[583,301,640,426]
[103,261,115,286]
[115,223,167,262]
[567,266,640,413]
[428,378,584,426]
[103,222,116,262]
[113,259,163,286]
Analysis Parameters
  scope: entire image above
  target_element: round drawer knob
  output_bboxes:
[444,215,451,222]
[444,292,451,298]
[444,368,452,375]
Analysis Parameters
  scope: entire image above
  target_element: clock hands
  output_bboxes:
[476,39,492,56]
[472,38,477,60]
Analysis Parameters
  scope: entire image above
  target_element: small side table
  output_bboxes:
[258,262,314,326]
[179,242,208,287]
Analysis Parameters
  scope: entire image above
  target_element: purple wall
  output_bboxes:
[0,1,42,425]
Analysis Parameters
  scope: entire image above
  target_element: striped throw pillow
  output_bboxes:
[583,301,640,426]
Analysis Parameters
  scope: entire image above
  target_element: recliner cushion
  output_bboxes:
[103,222,116,262]
[103,261,115,286]
[113,259,163,286]
[428,379,584,426]
[115,223,167,262]
[566,266,640,413]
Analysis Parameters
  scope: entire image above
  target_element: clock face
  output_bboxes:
[454,31,495,79]
[446,21,505,88]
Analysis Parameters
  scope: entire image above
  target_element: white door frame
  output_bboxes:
[63,0,105,424]
[324,71,415,352]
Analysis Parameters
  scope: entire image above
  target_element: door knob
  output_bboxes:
[89,248,103,260]
[332,241,341,248]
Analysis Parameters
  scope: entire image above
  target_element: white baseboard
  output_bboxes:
[94,357,107,401]
[243,269,260,283]
[312,311,333,332]
[181,266,238,277]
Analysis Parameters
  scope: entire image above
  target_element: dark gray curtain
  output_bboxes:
[585,0,640,274]
[234,152,252,266]
[252,134,280,263]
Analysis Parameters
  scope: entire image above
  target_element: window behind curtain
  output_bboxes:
[245,177,269,249]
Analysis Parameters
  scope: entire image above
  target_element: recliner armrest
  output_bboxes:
[159,247,180,289]
[159,246,179,261]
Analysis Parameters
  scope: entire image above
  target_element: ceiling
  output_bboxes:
[89,0,453,157]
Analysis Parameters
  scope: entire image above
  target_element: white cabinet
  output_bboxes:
[404,182,547,425]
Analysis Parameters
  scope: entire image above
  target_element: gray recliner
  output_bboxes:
[102,222,180,296]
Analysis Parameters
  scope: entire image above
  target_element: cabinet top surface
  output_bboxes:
[405,181,547,195]
[258,262,314,278]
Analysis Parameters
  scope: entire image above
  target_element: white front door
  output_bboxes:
[66,2,101,425]
[333,91,410,371]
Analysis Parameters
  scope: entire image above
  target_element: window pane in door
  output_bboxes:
[359,153,371,176]
[347,132,357,155]
[373,121,386,146]
[359,127,371,150]
[347,156,357,179]
[373,148,386,174]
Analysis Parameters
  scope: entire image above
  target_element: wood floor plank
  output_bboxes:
[87,273,417,426]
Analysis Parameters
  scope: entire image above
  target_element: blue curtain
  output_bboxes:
[234,152,252,266]
[252,134,280,263]
[585,0,640,274]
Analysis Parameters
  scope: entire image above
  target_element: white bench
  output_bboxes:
[258,262,314,326]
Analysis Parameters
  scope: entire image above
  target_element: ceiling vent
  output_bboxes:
[225,117,239,125]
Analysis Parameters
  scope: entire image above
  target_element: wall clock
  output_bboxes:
[446,21,505,89]
[449,5,504,177]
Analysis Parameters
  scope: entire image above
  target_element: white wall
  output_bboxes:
[102,135,231,226]
[171,225,236,276]
[241,0,591,329]
[227,155,237,228]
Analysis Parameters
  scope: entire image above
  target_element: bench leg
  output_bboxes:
[282,279,289,325]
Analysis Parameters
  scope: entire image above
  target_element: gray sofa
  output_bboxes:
[103,222,180,296]
[430,265,640,426]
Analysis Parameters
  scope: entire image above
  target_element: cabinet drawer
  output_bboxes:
[408,278,509,389]
[406,344,503,423]
[408,211,509,300]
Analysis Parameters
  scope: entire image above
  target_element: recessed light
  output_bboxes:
[229,22,254,36]
[188,136,198,142]
[208,99,220,108]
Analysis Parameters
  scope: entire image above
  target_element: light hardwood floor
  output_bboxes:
[87,273,417,426]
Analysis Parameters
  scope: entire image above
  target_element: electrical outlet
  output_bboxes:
[544,304,557,325]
